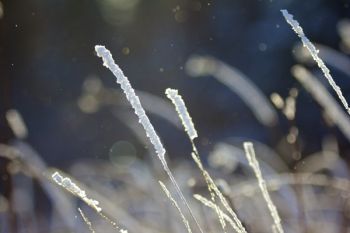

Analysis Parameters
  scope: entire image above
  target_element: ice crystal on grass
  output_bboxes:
[281,9,350,115]
[159,181,193,233]
[292,65,350,141]
[78,208,96,233]
[194,194,243,233]
[95,45,204,233]
[294,43,350,77]
[95,45,166,159]
[244,142,284,233]
[166,88,247,233]
[165,88,198,140]
[52,172,102,212]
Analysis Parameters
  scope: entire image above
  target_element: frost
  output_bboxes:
[281,9,350,115]
[95,45,166,160]
[159,181,192,233]
[165,87,247,233]
[52,172,102,212]
[165,88,198,140]
[292,65,350,142]
[244,142,284,233]
[95,45,204,233]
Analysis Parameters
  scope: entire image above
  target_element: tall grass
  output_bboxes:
[2,8,350,233]
[281,9,350,115]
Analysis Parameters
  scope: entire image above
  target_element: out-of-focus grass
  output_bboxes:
[2,9,350,233]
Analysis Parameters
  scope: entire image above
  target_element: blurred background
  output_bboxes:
[1,0,350,165]
[2,0,350,232]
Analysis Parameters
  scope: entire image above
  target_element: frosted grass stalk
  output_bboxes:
[243,142,284,233]
[194,194,241,233]
[165,88,198,139]
[281,9,350,115]
[52,172,102,213]
[104,89,182,128]
[136,90,182,128]
[4,143,77,230]
[95,45,204,233]
[95,45,165,159]
[229,173,350,198]
[78,208,96,233]
[294,43,350,77]
[78,77,181,127]
[292,65,350,142]
[191,152,227,232]
[52,171,128,232]
[159,181,193,233]
[166,88,247,233]
[192,159,247,233]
